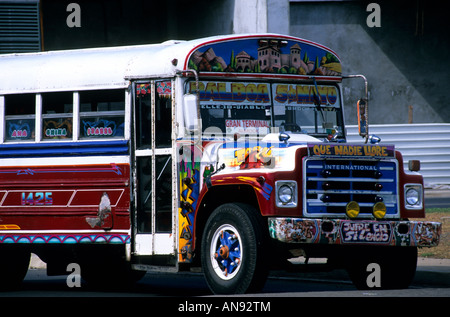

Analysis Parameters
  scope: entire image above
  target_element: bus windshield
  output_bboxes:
[188,81,344,140]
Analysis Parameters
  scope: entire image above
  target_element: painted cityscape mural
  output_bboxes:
[187,37,342,77]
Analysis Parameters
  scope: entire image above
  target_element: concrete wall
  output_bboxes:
[289,1,449,125]
[41,0,235,49]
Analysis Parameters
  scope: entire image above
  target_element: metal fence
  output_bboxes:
[346,124,450,188]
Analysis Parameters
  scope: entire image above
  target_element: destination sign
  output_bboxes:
[308,143,395,158]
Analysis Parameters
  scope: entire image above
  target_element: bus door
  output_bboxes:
[133,80,176,258]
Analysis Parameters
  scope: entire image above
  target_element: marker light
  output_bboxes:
[346,201,360,218]
[373,202,387,219]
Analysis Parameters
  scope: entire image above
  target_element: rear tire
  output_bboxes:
[201,203,268,294]
[0,248,30,290]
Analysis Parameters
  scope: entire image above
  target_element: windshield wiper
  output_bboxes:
[312,77,325,122]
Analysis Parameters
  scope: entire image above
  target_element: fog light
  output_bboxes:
[373,202,387,219]
[346,201,360,218]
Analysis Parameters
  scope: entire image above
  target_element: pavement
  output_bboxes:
[272,256,450,287]
[29,254,450,288]
[414,257,450,287]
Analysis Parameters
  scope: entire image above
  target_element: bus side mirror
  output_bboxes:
[183,94,199,131]
[357,98,368,140]
[408,160,421,172]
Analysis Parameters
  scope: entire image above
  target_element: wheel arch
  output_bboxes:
[194,184,261,260]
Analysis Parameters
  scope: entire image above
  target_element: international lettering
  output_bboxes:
[324,164,377,171]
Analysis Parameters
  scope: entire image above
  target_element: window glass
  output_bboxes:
[134,81,172,149]
[79,89,125,139]
[155,81,172,148]
[4,94,35,141]
[42,91,73,140]
[135,84,151,149]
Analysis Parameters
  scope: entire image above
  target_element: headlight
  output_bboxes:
[406,188,419,205]
[404,184,423,209]
[279,185,293,204]
[276,181,297,207]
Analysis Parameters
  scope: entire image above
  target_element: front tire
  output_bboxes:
[201,203,268,294]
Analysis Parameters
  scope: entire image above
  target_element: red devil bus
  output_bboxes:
[0,34,441,293]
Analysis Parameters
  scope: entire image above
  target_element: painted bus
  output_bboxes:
[0,34,441,294]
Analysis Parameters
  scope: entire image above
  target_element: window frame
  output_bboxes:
[0,88,129,144]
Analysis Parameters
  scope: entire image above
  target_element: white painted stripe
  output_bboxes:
[0,155,130,167]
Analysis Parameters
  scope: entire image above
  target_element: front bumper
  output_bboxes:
[268,218,441,247]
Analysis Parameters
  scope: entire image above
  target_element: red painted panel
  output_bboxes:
[0,163,131,231]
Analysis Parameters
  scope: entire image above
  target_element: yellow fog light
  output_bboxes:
[373,202,387,219]
[346,201,360,218]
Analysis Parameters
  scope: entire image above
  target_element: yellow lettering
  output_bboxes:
[312,145,331,155]
[357,146,362,155]
[343,146,349,155]
[232,83,246,102]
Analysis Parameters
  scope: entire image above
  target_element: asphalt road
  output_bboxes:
[0,267,447,315]
[2,267,448,297]
[425,195,450,208]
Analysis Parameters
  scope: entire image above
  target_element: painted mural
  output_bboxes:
[268,218,442,247]
[178,143,202,263]
[187,37,342,77]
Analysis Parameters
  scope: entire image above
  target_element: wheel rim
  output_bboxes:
[209,224,242,280]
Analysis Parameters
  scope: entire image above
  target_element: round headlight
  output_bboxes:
[406,188,420,205]
[278,185,293,204]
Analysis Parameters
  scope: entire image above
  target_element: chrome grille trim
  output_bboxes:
[303,157,399,218]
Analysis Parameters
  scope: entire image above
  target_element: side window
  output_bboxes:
[4,94,35,142]
[42,92,73,140]
[79,89,125,139]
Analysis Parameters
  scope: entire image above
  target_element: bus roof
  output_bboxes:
[0,34,342,95]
